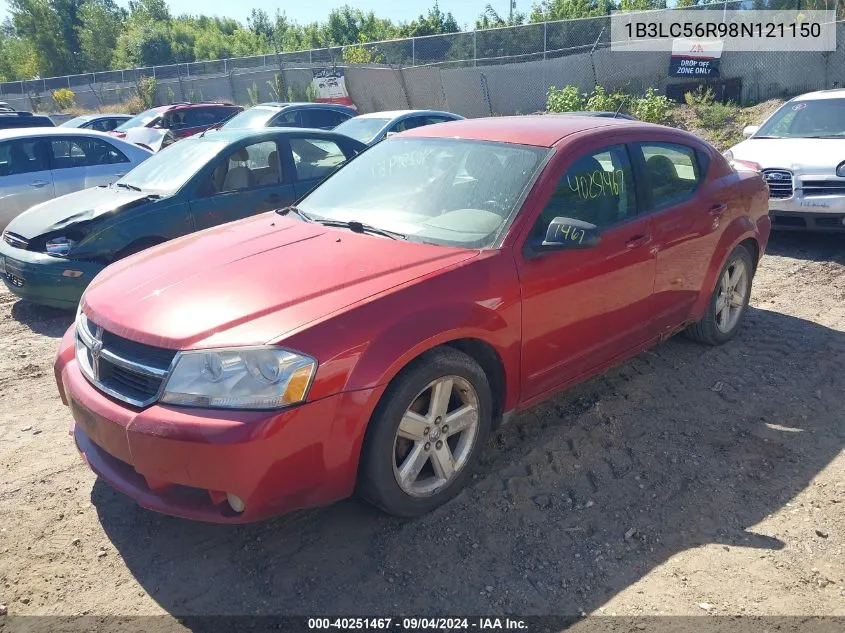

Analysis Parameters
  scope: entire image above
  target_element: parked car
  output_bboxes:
[0,111,56,130]
[60,114,132,133]
[53,116,770,523]
[0,128,151,232]
[333,109,464,145]
[724,88,845,232]
[221,102,357,131]
[112,102,243,152]
[1,128,365,308]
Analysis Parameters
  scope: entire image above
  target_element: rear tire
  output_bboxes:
[358,348,492,517]
[686,245,754,346]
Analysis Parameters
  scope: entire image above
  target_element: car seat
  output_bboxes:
[256,151,280,186]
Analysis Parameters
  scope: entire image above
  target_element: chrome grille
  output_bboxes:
[2,231,28,249]
[761,169,794,199]
[75,312,177,407]
[800,179,845,197]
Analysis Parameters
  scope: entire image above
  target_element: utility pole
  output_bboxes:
[509,0,516,24]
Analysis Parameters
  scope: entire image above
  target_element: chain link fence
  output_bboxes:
[1,0,842,118]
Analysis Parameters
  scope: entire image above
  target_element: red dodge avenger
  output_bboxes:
[54,116,770,522]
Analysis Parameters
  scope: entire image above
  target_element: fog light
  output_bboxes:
[62,270,83,278]
[226,493,245,513]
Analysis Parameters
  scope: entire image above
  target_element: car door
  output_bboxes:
[516,142,657,400]
[632,140,723,336]
[0,137,54,229]
[189,138,297,231]
[49,136,131,196]
[289,135,357,198]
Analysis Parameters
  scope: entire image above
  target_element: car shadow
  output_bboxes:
[766,230,845,263]
[9,299,74,338]
[92,305,845,618]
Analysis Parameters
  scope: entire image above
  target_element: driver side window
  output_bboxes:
[532,144,636,239]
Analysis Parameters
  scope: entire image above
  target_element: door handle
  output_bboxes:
[30,180,49,188]
[709,203,728,216]
[625,234,651,249]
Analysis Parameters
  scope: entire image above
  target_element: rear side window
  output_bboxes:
[532,144,636,238]
[0,139,50,175]
[90,118,121,132]
[638,143,702,209]
[271,110,303,127]
[390,117,424,133]
[301,109,350,129]
[291,138,347,181]
[205,140,281,195]
[50,137,129,169]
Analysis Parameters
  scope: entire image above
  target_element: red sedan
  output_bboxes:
[54,116,770,522]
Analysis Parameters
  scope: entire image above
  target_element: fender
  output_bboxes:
[689,213,766,321]
[284,250,523,412]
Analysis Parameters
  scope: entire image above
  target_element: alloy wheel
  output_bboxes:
[714,258,749,333]
[392,375,480,497]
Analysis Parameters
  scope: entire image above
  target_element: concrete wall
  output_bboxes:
[4,24,844,119]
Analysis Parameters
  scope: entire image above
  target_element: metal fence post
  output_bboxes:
[473,31,477,67]
[412,38,416,66]
[543,22,547,60]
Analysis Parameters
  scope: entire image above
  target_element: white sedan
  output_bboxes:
[0,128,152,231]
[725,89,845,232]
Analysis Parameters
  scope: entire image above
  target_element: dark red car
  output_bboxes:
[110,102,243,144]
[54,116,770,522]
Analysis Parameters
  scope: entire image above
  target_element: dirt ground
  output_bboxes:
[0,231,843,627]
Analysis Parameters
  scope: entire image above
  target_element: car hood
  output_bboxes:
[82,213,478,350]
[123,127,169,152]
[729,138,845,173]
[6,186,159,240]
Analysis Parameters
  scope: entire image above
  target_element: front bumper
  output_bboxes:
[769,193,845,232]
[55,326,380,523]
[0,241,103,309]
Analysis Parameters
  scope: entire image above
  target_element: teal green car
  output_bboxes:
[0,128,365,309]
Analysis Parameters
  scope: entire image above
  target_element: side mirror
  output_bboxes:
[742,125,759,138]
[526,217,601,259]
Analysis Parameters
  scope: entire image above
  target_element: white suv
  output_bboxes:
[725,89,845,232]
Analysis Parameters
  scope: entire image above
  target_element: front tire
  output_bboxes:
[686,245,754,346]
[358,348,493,517]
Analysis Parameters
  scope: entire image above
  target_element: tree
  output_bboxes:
[475,4,526,28]
[77,0,125,71]
[398,2,460,37]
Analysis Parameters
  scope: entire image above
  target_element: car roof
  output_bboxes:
[791,88,845,101]
[164,102,238,111]
[0,127,127,141]
[355,109,456,120]
[191,127,359,144]
[400,115,646,147]
[253,102,356,111]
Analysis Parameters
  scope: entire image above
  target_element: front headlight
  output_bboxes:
[836,160,845,178]
[46,236,78,256]
[160,347,317,410]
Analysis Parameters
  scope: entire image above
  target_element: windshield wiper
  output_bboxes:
[802,135,845,139]
[114,182,142,192]
[751,135,781,139]
[276,205,313,222]
[313,219,406,240]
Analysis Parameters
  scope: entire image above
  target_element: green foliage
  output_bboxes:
[52,87,76,109]
[305,82,317,103]
[186,88,202,102]
[136,74,157,108]
[546,85,585,112]
[246,82,260,106]
[684,85,715,107]
[585,85,626,113]
[166,85,175,104]
[341,43,385,64]
[695,101,737,128]
[547,84,670,123]
[267,74,283,102]
[631,87,671,123]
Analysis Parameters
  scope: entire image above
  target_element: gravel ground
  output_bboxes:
[0,231,843,626]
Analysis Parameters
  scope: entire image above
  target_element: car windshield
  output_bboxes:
[59,116,91,128]
[298,137,549,248]
[115,108,160,132]
[755,98,845,138]
[333,117,391,143]
[118,138,227,195]
[222,107,277,129]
